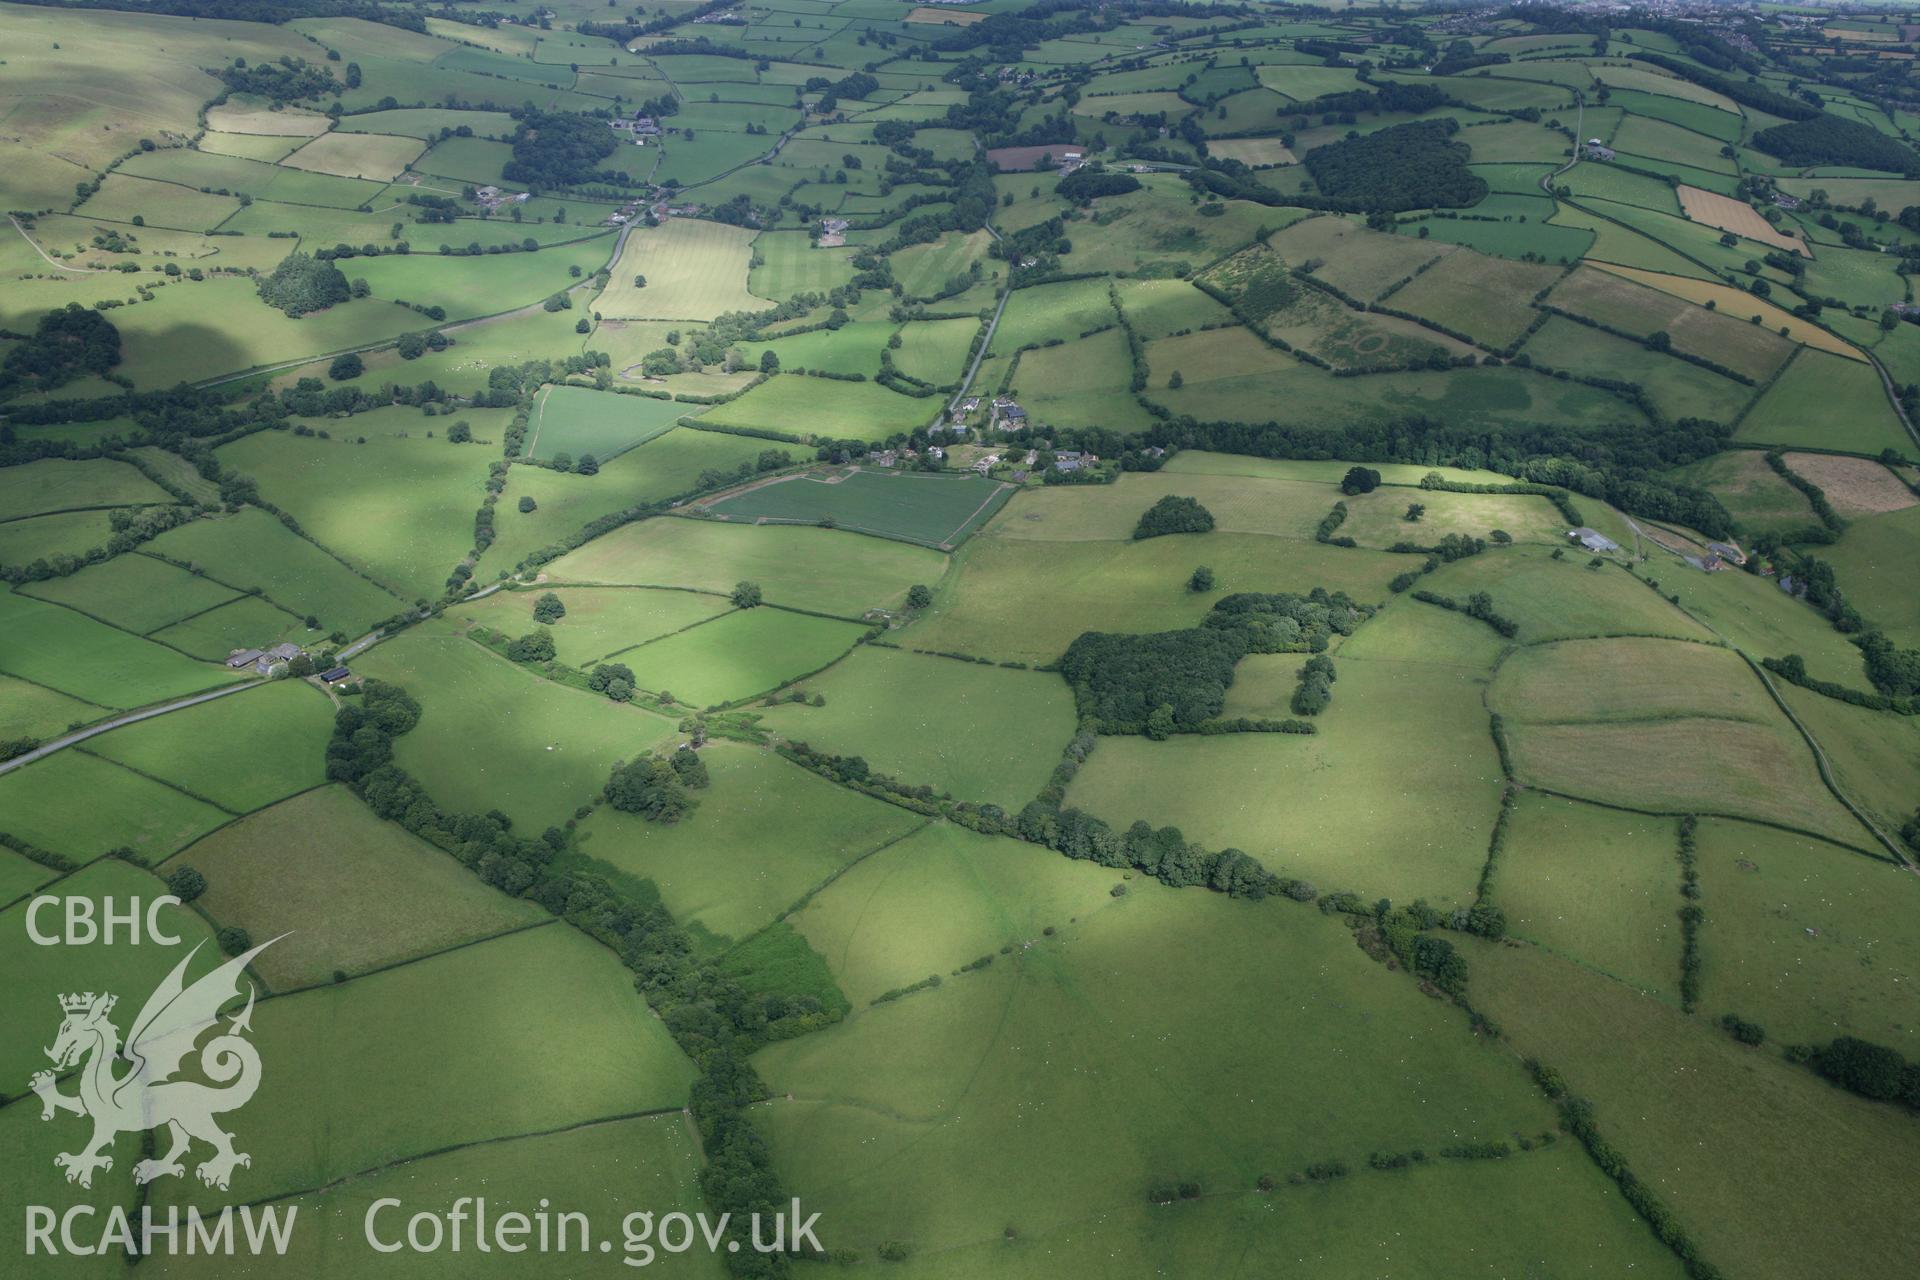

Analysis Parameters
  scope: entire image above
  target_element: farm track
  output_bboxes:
[10,213,102,273]
[0,679,264,776]
[1621,515,1913,868]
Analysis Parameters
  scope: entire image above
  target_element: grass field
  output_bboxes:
[755,647,1076,809]
[987,471,1332,542]
[988,277,1117,357]
[148,922,697,1210]
[1469,939,1920,1280]
[618,606,868,707]
[0,457,170,519]
[1735,347,1910,456]
[1694,817,1920,1043]
[914,532,1405,665]
[573,745,924,950]
[451,586,732,668]
[144,510,405,637]
[0,746,231,865]
[1384,251,1563,349]
[595,219,763,320]
[1066,656,1503,905]
[1547,266,1796,382]
[780,821,1126,1006]
[1593,264,1865,360]
[1497,793,1682,996]
[525,385,687,463]
[161,785,546,991]
[1491,636,1770,724]
[704,469,1012,548]
[0,672,103,742]
[480,427,780,575]
[1269,215,1454,301]
[0,858,223,1083]
[81,679,330,815]
[280,130,425,180]
[1420,550,1711,644]
[0,589,242,709]
[750,229,856,298]
[754,888,1623,1265]
[142,1113,723,1280]
[0,509,118,570]
[694,374,934,442]
[217,411,504,602]
[19,547,237,630]
[353,621,678,831]
[1338,484,1568,547]
[1822,504,1920,648]
[1504,714,1862,845]
[1667,449,1815,534]
[545,517,943,616]
[1519,315,1757,424]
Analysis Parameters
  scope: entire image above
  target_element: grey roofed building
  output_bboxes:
[1568,527,1619,553]
[266,642,303,661]
[320,666,352,683]
[226,648,266,669]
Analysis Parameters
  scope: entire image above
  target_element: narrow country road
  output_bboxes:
[0,680,262,776]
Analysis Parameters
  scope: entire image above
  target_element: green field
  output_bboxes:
[705,469,1012,548]
[148,922,697,1209]
[0,588,243,709]
[914,532,1405,665]
[755,647,1076,810]
[21,552,242,635]
[0,858,223,1084]
[480,427,782,574]
[1736,347,1911,456]
[525,384,687,462]
[450,586,731,668]
[0,746,232,865]
[572,745,925,950]
[1496,793,1683,996]
[1470,939,1920,1280]
[163,784,547,990]
[595,218,764,320]
[217,410,505,602]
[617,606,868,707]
[1064,654,1503,905]
[545,517,944,616]
[694,374,935,442]
[82,678,331,815]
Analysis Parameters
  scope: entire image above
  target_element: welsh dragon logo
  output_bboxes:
[31,937,279,1192]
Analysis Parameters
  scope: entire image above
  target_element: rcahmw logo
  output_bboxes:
[25,934,300,1261]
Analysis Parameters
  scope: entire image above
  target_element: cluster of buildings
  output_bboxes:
[818,217,849,247]
[226,642,351,684]
[608,115,662,144]
[473,185,529,211]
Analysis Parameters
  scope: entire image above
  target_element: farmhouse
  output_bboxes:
[1583,139,1615,160]
[227,642,305,676]
[819,217,849,248]
[1568,527,1619,553]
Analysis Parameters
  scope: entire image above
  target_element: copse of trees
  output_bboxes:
[256,252,351,318]
[605,754,693,823]
[1132,494,1216,539]
[532,592,566,624]
[1062,588,1370,734]
[0,303,121,394]
[1340,466,1381,495]
[218,55,336,104]
[502,109,628,190]
[1056,169,1141,201]
[1299,119,1487,213]
[1291,655,1336,716]
[1751,114,1920,174]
